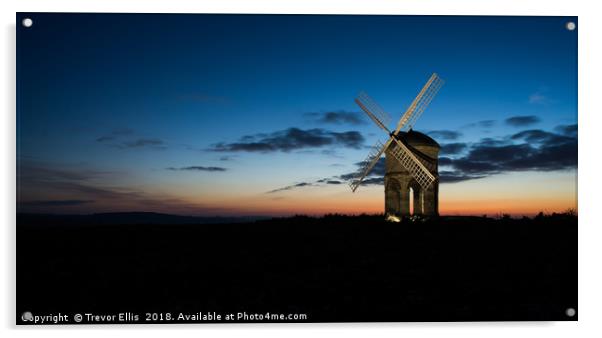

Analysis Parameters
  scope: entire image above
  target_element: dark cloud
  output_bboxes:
[267,182,313,194]
[214,142,272,152]
[96,136,115,143]
[17,164,116,185]
[478,137,510,147]
[123,138,165,148]
[361,177,384,185]
[338,173,354,181]
[555,124,577,137]
[305,111,366,125]
[477,120,496,128]
[465,120,496,129]
[440,127,576,183]
[96,128,134,143]
[96,129,166,150]
[317,173,386,190]
[316,178,343,185]
[451,156,502,173]
[166,166,227,172]
[440,143,467,155]
[236,123,577,193]
[338,157,385,185]
[438,156,454,166]
[209,128,365,153]
[338,125,576,185]
[17,162,224,215]
[427,130,462,140]
[320,149,344,158]
[267,175,351,193]
[111,128,134,136]
[510,130,552,143]
[18,164,142,204]
[19,199,94,207]
[438,171,485,183]
[505,115,540,127]
[511,130,574,146]
[365,157,386,176]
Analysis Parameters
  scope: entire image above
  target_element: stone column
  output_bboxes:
[422,184,439,216]
[384,176,401,216]
[397,175,412,217]
[413,186,424,216]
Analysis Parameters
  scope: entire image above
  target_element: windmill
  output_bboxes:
[349,73,444,220]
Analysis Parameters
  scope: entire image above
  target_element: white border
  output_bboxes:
[2,1,601,337]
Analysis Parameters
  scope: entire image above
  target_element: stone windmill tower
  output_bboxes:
[385,130,440,217]
[349,73,444,220]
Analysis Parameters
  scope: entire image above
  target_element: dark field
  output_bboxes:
[17,213,577,323]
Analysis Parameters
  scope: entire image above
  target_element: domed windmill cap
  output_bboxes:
[396,130,440,148]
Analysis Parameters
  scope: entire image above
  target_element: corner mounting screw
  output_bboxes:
[22,18,33,28]
[566,22,576,31]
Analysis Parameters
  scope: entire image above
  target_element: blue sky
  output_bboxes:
[17,14,577,215]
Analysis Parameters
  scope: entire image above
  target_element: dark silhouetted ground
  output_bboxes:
[17,212,577,323]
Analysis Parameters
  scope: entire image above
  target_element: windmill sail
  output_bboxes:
[350,73,443,193]
[395,73,444,133]
[356,91,392,133]
[404,142,438,173]
[349,139,390,192]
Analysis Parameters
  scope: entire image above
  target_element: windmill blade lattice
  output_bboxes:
[356,91,392,132]
[395,73,444,133]
[349,139,390,192]
[350,73,443,193]
[388,138,436,190]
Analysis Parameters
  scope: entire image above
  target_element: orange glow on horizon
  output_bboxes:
[189,171,577,217]
[21,171,576,218]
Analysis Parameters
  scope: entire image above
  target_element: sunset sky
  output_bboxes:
[17,14,577,216]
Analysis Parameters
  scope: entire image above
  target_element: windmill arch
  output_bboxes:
[408,179,423,216]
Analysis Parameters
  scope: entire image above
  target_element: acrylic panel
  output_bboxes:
[16,13,577,324]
